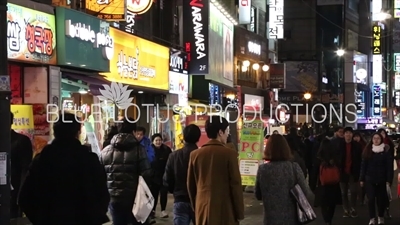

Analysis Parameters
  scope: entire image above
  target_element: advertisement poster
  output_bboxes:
[239,119,264,186]
[186,115,209,147]
[208,4,234,87]
[7,3,57,64]
[283,61,318,92]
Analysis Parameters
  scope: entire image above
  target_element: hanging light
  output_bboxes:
[243,60,250,67]
[252,63,260,70]
[241,65,248,72]
[262,65,270,72]
[304,93,312,100]
[78,88,88,94]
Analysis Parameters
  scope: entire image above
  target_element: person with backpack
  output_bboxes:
[360,132,393,225]
[311,139,342,225]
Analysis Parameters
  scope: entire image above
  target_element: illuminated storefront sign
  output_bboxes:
[394,53,400,71]
[395,73,400,90]
[355,90,365,118]
[182,0,209,74]
[395,0,400,18]
[372,55,382,83]
[239,0,251,24]
[7,3,57,64]
[372,85,381,117]
[268,0,284,39]
[372,24,381,54]
[85,0,125,21]
[101,28,169,90]
[56,7,112,71]
[248,41,261,55]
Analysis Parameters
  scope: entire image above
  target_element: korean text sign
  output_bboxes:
[268,0,284,39]
[372,24,381,55]
[7,3,57,64]
[372,85,381,116]
[239,119,264,186]
[102,28,169,90]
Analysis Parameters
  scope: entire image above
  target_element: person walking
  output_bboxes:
[149,133,172,219]
[135,126,155,163]
[360,132,393,225]
[100,119,152,225]
[19,112,110,225]
[377,128,395,218]
[164,124,201,225]
[338,127,362,218]
[10,112,33,220]
[311,139,342,225]
[187,116,244,225]
[255,134,314,225]
[353,132,368,205]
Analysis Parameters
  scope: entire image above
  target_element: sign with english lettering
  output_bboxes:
[183,0,209,74]
[169,49,188,74]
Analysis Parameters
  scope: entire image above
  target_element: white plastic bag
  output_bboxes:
[386,183,392,202]
[132,176,154,223]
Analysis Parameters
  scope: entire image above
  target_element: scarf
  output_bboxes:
[372,143,385,153]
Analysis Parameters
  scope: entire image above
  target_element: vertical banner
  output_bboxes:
[372,85,382,117]
[268,0,284,39]
[239,119,264,186]
[183,0,209,74]
[372,24,382,55]
[239,0,251,24]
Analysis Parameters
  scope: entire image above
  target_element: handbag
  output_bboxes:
[291,163,317,224]
[132,146,155,223]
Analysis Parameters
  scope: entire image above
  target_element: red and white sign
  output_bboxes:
[127,0,153,15]
[239,0,251,24]
[244,94,264,112]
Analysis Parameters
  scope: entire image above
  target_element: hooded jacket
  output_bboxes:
[100,133,152,203]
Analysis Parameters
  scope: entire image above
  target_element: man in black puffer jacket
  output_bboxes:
[100,118,152,225]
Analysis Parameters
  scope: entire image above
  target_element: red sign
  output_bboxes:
[25,24,54,56]
[186,115,209,147]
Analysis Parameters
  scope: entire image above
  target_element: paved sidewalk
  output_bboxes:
[105,184,400,225]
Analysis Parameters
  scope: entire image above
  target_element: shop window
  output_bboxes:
[348,0,359,12]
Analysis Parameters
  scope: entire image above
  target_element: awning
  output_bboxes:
[62,73,109,96]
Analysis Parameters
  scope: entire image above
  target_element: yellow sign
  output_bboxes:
[372,25,381,55]
[11,105,34,130]
[102,28,169,90]
[52,0,71,8]
[85,0,125,21]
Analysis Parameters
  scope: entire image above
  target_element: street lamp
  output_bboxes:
[252,63,260,70]
[336,49,345,56]
[304,93,312,100]
[262,65,270,72]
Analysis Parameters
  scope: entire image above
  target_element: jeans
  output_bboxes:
[321,204,336,223]
[340,175,358,212]
[365,182,387,219]
[150,184,168,212]
[173,202,195,225]
[109,201,145,225]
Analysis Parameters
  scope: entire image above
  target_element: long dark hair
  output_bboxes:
[362,132,384,159]
[317,139,337,165]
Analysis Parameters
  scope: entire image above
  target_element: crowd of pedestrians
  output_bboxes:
[8,111,400,225]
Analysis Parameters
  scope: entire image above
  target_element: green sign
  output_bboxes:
[394,53,400,72]
[55,7,113,72]
[238,119,264,186]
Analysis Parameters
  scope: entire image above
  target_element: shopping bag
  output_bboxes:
[386,183,392,202]
[132,176,154,223]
